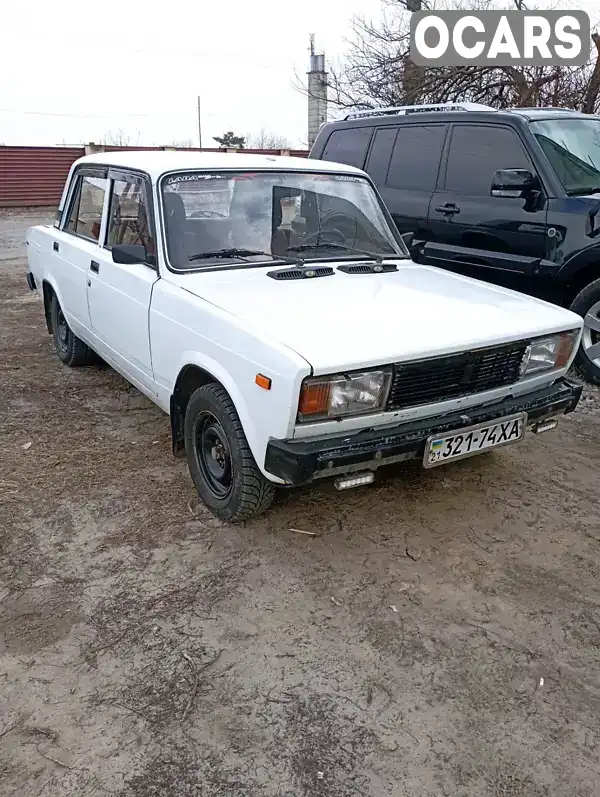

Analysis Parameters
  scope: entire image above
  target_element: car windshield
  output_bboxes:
[160,169,405,269]
[530,118,600,195]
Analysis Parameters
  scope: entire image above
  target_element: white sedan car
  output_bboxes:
[25,151,583,521]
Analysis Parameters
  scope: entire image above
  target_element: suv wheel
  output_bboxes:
[571,278,600,384]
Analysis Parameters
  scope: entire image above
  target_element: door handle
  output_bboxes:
[90,260,100,274]
[434,203,460,216]
[53,241,60,252]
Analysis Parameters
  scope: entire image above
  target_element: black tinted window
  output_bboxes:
[365,128,397,184]
[321,128,372,169]
[387,125,447,191]
[446,125,531,195]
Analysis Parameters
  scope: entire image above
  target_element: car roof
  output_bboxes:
[72,150,367,180]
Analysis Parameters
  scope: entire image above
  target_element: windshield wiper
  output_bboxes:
[189,248,284,262]
[286,242,402,260]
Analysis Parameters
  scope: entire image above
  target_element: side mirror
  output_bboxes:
[491,169,538,198]
[112,243,147,264]
[401,231,414,250]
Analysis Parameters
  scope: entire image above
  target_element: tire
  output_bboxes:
[570,278,600,385]
[184,383,276,522]
[50,294,97,367]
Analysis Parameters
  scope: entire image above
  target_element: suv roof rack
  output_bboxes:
[343,102,496,120]
[508,106,581,114]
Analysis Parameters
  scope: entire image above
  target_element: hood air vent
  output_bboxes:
[267,266,335,281]
[337,262,398,275]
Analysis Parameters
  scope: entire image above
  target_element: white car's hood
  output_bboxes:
[174,261,582,374]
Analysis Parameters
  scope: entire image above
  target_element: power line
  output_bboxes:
[0,108,162,119]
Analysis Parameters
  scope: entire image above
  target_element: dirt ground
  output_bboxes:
[1,209,599,797]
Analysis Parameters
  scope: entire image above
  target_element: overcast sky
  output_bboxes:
[0,0,382,149]
[2,0,600,149]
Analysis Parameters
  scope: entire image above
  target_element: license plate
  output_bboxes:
[423,413,526,469]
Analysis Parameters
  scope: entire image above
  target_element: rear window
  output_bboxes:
[320,128,372,169]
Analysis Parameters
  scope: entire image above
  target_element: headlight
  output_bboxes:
[298,369,392,421]
[520,330,579,376]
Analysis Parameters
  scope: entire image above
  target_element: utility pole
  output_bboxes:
[197,96,202,149]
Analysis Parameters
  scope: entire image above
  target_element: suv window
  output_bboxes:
[107,175,154,254]
[387,124,447,191]
[64,174,108,242]
[445,125,531,195]
[321,128,372,169]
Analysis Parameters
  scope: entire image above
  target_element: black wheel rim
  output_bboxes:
[56,307,69,353]
[194,411,233,499]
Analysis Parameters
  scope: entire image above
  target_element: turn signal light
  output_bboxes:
[255,373,272,390]
[298,380,331,416]
[555,333,576,369]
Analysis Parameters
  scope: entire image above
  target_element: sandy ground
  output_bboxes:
[1,209,599,797]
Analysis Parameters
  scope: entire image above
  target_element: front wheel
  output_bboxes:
[571,278,600,384]
[184,383,276,522]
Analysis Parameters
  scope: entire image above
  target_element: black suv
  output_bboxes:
[309,102,600,383]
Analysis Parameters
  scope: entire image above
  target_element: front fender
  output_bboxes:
[173,350,278,482]
[556,245,600,285]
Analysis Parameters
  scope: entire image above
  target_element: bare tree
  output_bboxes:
[169,138,195,148]
[324,0,600,115]
[100,129,141,147]
[246,129,292,149]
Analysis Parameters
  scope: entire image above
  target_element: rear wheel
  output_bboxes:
[571,278,600,384]
[184,383,276,522]
[50,294,97,366]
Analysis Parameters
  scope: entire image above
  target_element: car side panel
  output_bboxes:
[149,279,311,480]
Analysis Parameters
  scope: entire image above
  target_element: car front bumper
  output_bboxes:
[264,378,583,486]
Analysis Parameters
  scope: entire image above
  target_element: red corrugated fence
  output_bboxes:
[0,146,310,208]
[0,147,85,208]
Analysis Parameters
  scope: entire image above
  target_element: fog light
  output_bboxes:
[334,472,375,491]
[531,419,558,434]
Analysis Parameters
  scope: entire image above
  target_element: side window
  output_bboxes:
[365,127,397,185]
[445,125,532,195]
[64,177,82,234]
[63,173,108,241]
[387,125,447,191]
[321,127,372,169]
[107,175,154,255]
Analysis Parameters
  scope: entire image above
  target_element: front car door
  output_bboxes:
[425,123,549,292]
[87,169,158,391]
[367,122,448,241]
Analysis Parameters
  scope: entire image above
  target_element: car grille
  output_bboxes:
[386,342,528,411]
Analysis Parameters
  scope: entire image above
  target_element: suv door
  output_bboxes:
[425,123,549,291]
[366,123,448,239]
[87,169,158,390]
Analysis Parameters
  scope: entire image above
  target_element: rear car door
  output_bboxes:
[367,123,448,240]
[425,124,549,290]
[87,169,158,390]
[52,167,109,338]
